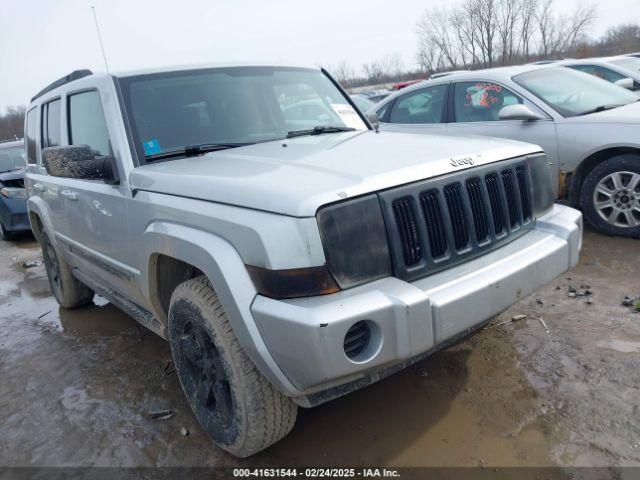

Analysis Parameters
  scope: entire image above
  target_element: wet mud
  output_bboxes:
[1,229,639,470]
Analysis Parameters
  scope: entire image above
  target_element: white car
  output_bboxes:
[557,56,640,94]
[369,64,640,237]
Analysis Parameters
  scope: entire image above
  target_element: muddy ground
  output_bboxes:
[1,228,639,472]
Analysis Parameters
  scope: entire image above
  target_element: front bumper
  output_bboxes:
[252,204,582,402]
[0,197,30,233]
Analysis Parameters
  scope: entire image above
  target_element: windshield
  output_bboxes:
[0,146,25,172]
[610,57,640,73]
[513,67,637,117]
[350,94,375,112]
[118,66,367,162]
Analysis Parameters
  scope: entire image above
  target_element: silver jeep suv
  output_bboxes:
[24,65,582,457]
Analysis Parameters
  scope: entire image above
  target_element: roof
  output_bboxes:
[0,139,23,150]
[113,62,319,78]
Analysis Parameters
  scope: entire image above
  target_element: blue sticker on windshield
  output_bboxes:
[143,139,161,155]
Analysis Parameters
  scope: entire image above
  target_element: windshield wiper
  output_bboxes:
[286,125,355,138]
[576,104,625,116]
[145,142,249,162]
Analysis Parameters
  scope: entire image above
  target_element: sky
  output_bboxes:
[1,0,639,111]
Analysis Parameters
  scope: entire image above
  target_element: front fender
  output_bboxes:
[140,221,300,396]
[26,195,55,244]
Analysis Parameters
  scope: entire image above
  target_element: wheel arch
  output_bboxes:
[569,146,640,206]
[141,221,300,396]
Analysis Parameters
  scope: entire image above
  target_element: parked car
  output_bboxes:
[556,57,640,94]
[0,139,29,240]
[369,64,640,237]
[391,79,424,90]
[25,65,581,457]
[350,93,375,112]
[359,89,392,103]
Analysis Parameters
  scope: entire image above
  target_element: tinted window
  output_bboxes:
[569,65,626,83]
[454,82,523,122]
[42,99,61,148]
[25,108,37,164]
[68,91,111,155]
[388,85,447,124]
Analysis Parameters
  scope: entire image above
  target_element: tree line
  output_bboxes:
[0,106,26,143]
[331,0,640,88]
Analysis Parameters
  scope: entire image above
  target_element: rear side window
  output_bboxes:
[25,108,38,164]
[41,99,62,148]
[388,85,447,124]
[454,82,523,123]
[68,91,111,156]
[569,64,626,83]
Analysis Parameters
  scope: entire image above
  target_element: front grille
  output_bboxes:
[392,197,422,266]
[380,158,534,281]
[419,189,448,258]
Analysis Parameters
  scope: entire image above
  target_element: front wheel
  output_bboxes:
[168,276,298,457]
[580,154,640,237]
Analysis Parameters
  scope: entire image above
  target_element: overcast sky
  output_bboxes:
[1,0,639,111]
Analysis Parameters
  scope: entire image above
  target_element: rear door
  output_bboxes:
[446,80,561,192]
[377,83,449,135]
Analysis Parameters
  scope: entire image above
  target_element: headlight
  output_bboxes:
[316,195,392,289]
[0,187,26,199]
[528,154,554,217]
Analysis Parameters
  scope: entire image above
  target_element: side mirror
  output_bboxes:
[614,77,634,90]
[498,104,544,121]
[42,145,119,184]
[366,111,380,130]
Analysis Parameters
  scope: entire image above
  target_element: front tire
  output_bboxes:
[580,154,640,237]
[168,276,297,458]
[40,231,94,308]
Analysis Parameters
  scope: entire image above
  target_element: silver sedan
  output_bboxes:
[369,65,640,237]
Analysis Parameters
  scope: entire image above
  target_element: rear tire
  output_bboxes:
[168,276,297,457]
[40,231,94,308]
[580,154,640,238]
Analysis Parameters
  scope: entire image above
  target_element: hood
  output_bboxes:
[567,100,640,124]
[0,168,25,183]
[130,130,540,217]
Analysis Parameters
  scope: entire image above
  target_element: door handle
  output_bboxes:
[60,190,79,201]
[33,183,46,192]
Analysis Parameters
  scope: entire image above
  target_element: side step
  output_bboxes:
[73,269,165,338]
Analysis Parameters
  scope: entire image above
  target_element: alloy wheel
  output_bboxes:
[177,320,234,428]
[592,171,640,228]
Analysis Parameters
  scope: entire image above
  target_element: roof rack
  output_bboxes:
[31,69,94,102]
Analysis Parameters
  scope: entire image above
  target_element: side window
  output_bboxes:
[376,102,390,122]
[68,91,111,156]
[388,85,447,124]
[25,108,38,164]
[454,82,523,123]
[41,99,62,148]
[569,65,626,83]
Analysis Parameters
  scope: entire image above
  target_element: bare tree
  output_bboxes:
[599,23,640,54]
[0,106,26,142]
[332,61,356,87]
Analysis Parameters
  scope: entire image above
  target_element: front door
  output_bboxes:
[446,81,560,194]
[54,90,133,295]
